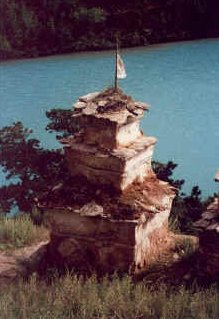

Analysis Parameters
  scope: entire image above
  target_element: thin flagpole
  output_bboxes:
[114,38,119,91]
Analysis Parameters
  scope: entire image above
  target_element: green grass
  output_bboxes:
[0,274,218,319]
[0,215,48,250]
[0,216,217,318]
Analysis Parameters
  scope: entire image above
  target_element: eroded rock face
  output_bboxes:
[135,212,170,270]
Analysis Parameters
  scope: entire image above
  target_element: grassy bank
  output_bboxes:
[0,274,218,319]
[0,215,48,251]
[0,215,218,318]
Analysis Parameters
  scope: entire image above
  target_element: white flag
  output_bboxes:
[215,169,219,181]
[117,53,127,79]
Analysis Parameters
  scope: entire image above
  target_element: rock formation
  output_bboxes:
[194,173,219,281]
[40,88,176,275]
[0,241,48,287]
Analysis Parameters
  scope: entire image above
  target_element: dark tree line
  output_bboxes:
[1,0,219,60]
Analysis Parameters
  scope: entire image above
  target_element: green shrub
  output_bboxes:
[0,215,48,250]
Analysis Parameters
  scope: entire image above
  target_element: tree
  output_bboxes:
[152,160,184,191]
[1,0,219,60]
[169,186,204,234]
[46,108,78,139]
[153,160,204,233]
[183,185,203,222]
[0,122,68,212]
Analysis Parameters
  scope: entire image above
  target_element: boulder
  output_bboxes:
[0,241,48,287]
[194,196,219,280]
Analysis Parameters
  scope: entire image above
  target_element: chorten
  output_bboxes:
[40,88,175,275]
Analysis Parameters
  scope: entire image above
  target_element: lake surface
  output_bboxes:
[0,39,219,197]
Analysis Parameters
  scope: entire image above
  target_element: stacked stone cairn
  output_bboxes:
[194,170,219,281]
[41,88,176,275]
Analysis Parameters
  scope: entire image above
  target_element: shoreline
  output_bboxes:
[1,36,217,64]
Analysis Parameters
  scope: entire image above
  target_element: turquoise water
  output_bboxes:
[0,39,219,197]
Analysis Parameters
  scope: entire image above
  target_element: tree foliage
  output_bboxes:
[1,0,219,60]
[152,161,184,190]
[152,161,205,233]
[0,122,68,212]
[46,109,78,139]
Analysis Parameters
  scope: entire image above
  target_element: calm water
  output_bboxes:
[0,39,219,197]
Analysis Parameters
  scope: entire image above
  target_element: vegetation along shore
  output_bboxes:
[1,0,219,60]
